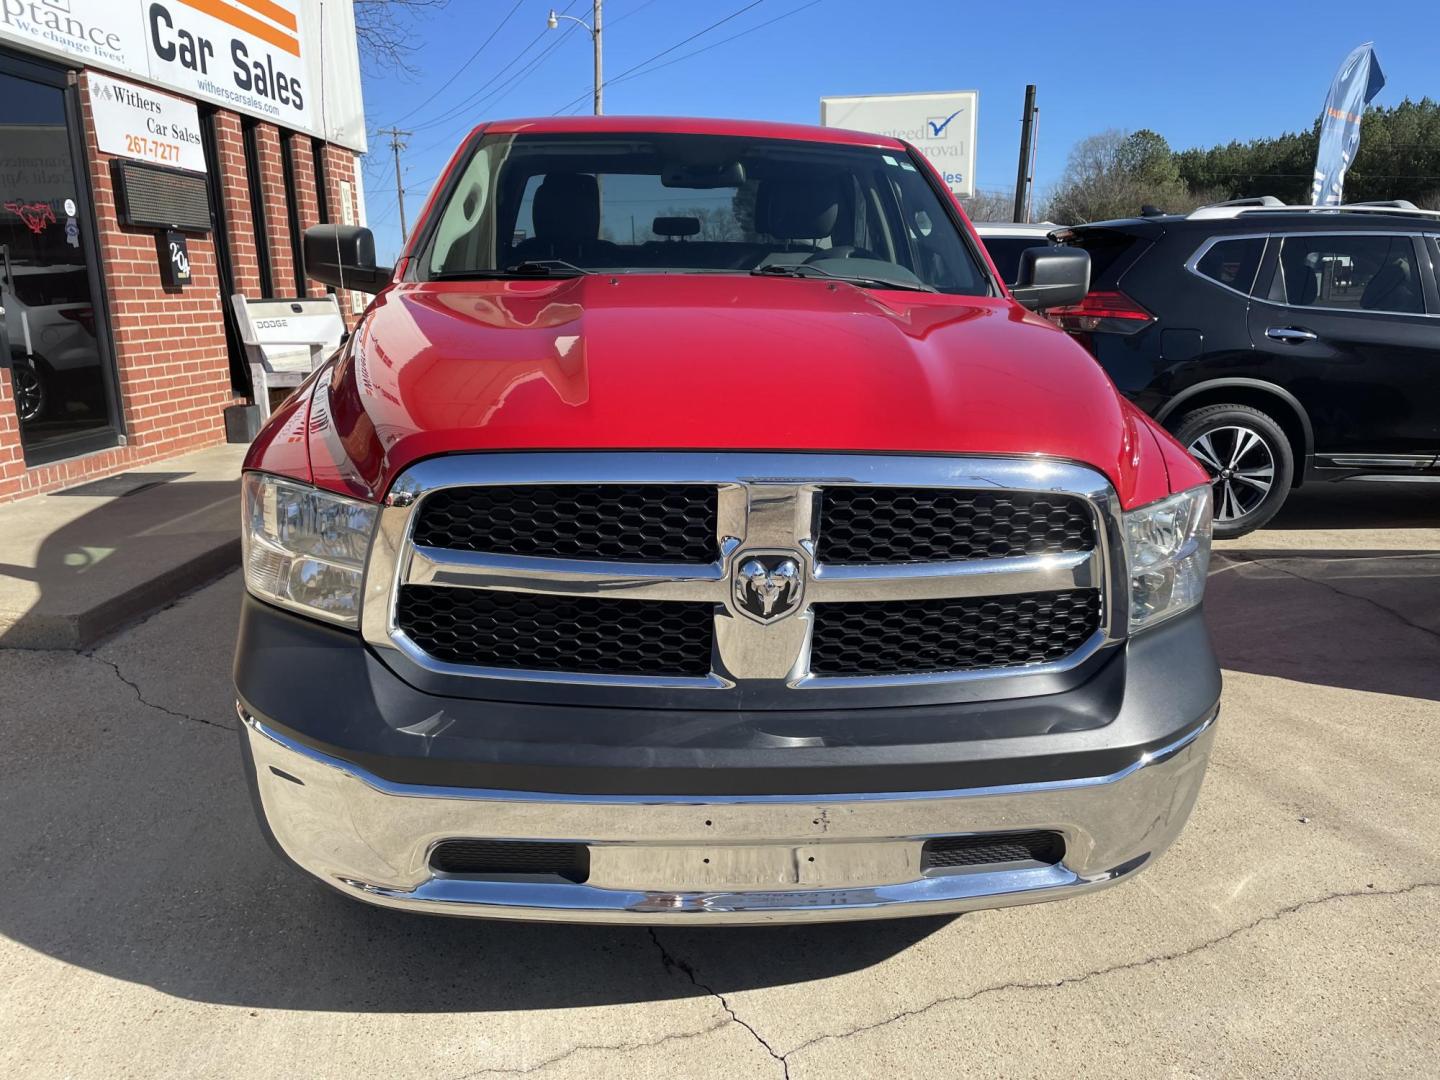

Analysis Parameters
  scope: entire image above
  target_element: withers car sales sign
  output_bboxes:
[820,91,979,198]
[1,0,314,137]
[88,72,206,173]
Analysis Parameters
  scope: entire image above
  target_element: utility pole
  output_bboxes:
[1012,85,1037,223]
[592,0,603,116]
[1024,105,1040,223]
[377,126,412,241]
[548,1,603,115]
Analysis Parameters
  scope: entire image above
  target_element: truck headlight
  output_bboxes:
[1123,485,1212,631]
[242,473,378,628]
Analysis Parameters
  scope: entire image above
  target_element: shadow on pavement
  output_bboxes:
[0,477,239,649]
[0,603,949,1010]
[1207,547,1440,701]
[1265,481,1440,531]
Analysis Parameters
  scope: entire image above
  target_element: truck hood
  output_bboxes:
[306,275,1172,507]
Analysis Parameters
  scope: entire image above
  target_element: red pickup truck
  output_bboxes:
[235,116,1219,924]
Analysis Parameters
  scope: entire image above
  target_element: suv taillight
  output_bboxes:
[1048,290,1154,335]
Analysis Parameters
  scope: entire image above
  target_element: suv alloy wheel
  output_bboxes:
[10,361,45,423]
[1174,403,1294,539]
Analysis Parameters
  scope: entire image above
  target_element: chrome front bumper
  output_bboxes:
[240,706,1217,925]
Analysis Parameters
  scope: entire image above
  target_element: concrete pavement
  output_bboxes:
[0,483,1437,1078]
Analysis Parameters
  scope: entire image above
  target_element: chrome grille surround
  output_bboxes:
[360,453,1127,699]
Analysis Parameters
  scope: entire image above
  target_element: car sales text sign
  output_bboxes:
[1,0,313,135]
[820,91,978,198]
[88,72,206,173]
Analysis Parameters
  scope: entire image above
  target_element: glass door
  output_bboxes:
[1,52,120,464]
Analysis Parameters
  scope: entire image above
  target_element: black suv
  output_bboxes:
[1049,199,1440,537]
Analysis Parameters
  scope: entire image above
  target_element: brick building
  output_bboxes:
[0,1,366,501]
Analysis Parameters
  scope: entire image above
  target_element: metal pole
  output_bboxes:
[1025,107,1040,223]
[592,0,603,115]
[1012,84,1036,223]
[378,126,412,242]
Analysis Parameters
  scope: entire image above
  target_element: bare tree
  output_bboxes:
[959,189,1017,222]
[352,0,450,75]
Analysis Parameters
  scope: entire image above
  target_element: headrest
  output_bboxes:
[1283,262,1318,306]
[652,216,701,238]
[1362,258,1413,311]
[756,178,839,240]
[533,173,600,241]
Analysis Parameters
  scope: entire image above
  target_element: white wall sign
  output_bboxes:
[87,72,206,172]
[821,91,979,198]
[0,0,365,151]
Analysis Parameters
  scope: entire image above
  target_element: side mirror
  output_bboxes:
[1010,246,1090,311]
[302,225,393,293]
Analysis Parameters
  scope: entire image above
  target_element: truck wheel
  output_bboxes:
[1173,403,1294,539]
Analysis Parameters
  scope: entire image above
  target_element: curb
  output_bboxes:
[0,539,242,651]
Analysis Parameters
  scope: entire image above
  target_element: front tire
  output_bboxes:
[1173,404,1294,539]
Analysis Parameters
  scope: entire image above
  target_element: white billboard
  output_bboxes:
[821,90,978,197]
[0,0,365,151]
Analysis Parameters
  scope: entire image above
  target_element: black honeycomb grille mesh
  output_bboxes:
[809,589,1101,676]
[397,586,714,676]
[431,839,590,882]
[817,487,1095,564]
[923,832,1065,870]
[413,485,718,563]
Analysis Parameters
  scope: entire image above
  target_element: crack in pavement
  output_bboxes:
[781,879,1440,1060]
[85,652,232,731]
[648,928,790,1079]
[450,1016,733,1078]
[1221,553,1440,645]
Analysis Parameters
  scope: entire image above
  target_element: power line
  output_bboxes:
[410,0,583,134]
[474,21,583,116]
[552,0,821,112]
[607,0,662,27]
[550,0,766,115]
[404,18,585,161]
[388,0,526,125]
[597,0,823,93]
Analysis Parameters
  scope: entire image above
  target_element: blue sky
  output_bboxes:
[357,0,1440,262]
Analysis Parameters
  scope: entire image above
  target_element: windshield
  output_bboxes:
[422,132,992,295]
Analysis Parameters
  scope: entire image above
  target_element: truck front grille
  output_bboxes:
[809,590,1102,676]
[397,586,715,677]
[816,487,1095,564]
[413,484,718,563]
[368,454,1118,697]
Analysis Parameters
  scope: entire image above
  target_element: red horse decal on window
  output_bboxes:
[5,201,57,235]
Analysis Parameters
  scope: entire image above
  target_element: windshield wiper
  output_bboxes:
[427,260,595,282]
[503,259,594,276]
[750,262,937,293]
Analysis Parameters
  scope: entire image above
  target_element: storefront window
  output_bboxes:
[1,62,117,463]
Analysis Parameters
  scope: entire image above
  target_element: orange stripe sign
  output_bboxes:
[232,0,300,33]
[175,0,300,57]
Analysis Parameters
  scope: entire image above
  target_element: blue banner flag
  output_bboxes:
[1311,43,1386,206]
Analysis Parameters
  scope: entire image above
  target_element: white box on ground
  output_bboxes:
[231,295,346,418]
